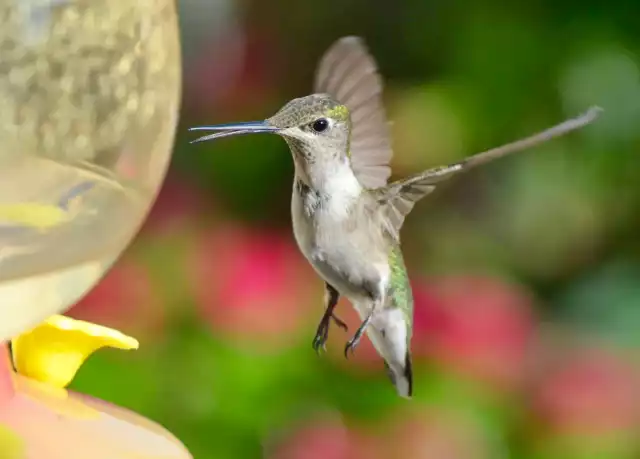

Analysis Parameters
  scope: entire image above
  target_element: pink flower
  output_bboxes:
[413,276,537,390]
[266,416,380,459]
[188,224,318,348]
[378,409,492,459]
[267,418,350,459]
[534,346,640,436]
[67,257,164,342]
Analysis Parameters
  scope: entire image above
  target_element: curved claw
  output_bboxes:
[312,323,329,354]
[343,339,358,359]
[343,313,372,359]
[312,336,325,354]
[312,334,326,353]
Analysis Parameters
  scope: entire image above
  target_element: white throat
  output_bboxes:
[309,158,362,219]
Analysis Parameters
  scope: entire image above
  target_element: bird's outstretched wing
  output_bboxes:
[314,36,393,188]
[374,106,603,240]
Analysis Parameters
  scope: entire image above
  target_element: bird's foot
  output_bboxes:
[312,314,348,353]
[343,336,361,358]
[343,314,373,359]
[312,324,329,353]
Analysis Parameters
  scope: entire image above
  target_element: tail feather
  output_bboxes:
[383,352,413,399]
[362,311,413,399]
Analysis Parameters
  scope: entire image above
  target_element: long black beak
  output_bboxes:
[188,121,281,144]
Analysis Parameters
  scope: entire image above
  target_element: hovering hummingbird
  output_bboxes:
[189,37,601,398]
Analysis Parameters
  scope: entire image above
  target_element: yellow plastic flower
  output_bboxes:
[10,315,139,388]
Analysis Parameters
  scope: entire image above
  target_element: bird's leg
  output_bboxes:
[344,308,374,358]
[313,283,347,353]
[345,282,385,358]
[325,286,348,331]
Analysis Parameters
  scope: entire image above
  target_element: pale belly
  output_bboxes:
[291,193,388,302]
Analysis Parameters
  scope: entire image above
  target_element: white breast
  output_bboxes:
[321,166,362,220]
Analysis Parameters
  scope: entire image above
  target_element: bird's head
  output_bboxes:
[189,94,352,171]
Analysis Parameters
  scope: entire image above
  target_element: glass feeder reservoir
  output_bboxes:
[0,0,181,341]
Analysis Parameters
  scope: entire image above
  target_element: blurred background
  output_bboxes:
[62,0,640,458]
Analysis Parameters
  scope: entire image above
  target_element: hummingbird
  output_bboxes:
[189,37,601,398]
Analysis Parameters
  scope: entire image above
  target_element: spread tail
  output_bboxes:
[383,352,413,399]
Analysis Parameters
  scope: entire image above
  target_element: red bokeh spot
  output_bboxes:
[413,275,536,389]
[188,224,318,347]
[267,417,381,459]
[380,409,490,459]
[534,348,640,435]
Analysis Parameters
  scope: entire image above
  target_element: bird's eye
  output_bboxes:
[311,118,329,133]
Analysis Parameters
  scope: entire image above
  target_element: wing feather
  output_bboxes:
[314,37,393,188]
[375,105,603,241]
